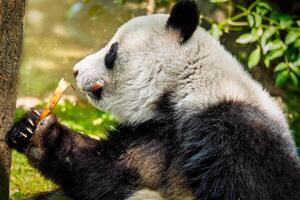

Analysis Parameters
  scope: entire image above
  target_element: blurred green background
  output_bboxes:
[10,0,300,199]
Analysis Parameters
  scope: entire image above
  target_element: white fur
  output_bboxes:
[126,189,165,200]
[73,14,296,155]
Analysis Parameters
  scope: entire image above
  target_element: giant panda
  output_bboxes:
[6,1,300,200]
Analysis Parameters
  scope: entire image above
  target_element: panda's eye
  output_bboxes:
[105,42,119,69]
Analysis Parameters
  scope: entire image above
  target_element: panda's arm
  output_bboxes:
[6,111,140,200]
[178,103,300,200]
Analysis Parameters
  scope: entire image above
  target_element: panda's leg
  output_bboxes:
[6,111,142,200]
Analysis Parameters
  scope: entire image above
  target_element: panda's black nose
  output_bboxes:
[73,70,79,78]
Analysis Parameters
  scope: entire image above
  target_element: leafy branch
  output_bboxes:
[208,0,300,90]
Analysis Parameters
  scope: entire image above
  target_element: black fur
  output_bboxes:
[6,101,300,200]
[166,0,199,43]
[105,42,119,69]
[6,111,38,152]
[31,189,69,200]
[154,91,175,120]
[178,102,300,200]
[36,123,140,200]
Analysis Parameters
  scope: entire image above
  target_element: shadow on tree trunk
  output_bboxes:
[0,161,9,199]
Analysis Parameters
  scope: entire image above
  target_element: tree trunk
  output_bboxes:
[0,0,25,199]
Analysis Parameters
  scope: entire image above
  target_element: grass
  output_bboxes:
[10,101,117,199]
[10,151,56,200]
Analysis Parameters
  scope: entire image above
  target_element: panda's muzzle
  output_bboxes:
[91,81,104,99]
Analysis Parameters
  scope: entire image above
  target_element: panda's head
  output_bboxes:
[73,0,285,125]
[73,1,201,124]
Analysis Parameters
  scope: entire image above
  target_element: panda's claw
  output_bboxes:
[7,109,56,152]
[26,127,34,134]
[28,118,35,127]
[20,132,28,138]
[6,110,40,151]
[33,109,41,116]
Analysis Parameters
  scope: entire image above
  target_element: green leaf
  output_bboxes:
[294,38,300,48]
[209,24,223,39]
[257,2,272,10]
[247,15,255,27]
[236,5,247,12]
[251,28,259,37]
[256,6,269,16]
[256,2,272,16]
[254,13,262,27]
[275,70,289,87]
[278,14,293,29]
[290,72,299,87]
[262,39,283,54]
[297,20,300,27]
[285,31,300,45]
[209,0,228,3]
[236,33,257,44]
[248,46,261,69]
[290,65,300,77]
[266,48,285,61]
[261,27,277,47]
[292,57,300,67]
[264,48,286,68]
[264,57,270,67]
[274,62,288,72]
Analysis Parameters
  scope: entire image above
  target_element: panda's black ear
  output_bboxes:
[166,0,199,43]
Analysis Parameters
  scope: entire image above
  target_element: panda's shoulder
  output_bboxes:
[178,101,288,152]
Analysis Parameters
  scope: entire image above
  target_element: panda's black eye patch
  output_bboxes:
[105,42,119,69]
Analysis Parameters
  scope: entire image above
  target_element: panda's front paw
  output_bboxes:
[6,109,41,152]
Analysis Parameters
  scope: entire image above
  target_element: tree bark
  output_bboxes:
[0,0,25,199]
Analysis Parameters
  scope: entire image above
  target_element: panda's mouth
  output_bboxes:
[89,81,104,100]
[91,87,103,100]
[80,81,104,100]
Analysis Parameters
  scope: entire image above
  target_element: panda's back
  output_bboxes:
[175,101,300,200]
